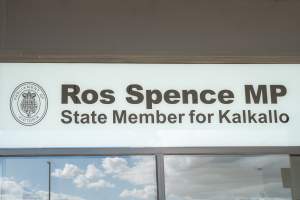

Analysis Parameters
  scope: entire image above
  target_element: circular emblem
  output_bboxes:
[10,82,48,126]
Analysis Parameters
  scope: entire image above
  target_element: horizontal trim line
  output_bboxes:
[0,147,299,157]
[1,53,300,63]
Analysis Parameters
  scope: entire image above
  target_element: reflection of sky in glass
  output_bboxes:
[0,155,293,200]
[0,156,157,200]
[165,155,292,200]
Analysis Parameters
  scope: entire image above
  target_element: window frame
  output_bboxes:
[0,147,299,200]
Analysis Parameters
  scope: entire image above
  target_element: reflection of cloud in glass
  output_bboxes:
[53,163,113,190]
[120,185,156,199]
[0,177,86,200]
[165,155,292,200]
[52,163,82,178]
[0,156,157,200]
[51,156,157,200]
[52,157,155,199]
[102,157,156,185]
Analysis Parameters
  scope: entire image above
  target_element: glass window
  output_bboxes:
[0,157,49,200]
[0,156,157,200]
[164,155,292,200]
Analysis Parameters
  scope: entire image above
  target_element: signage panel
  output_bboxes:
[0,64,299,147]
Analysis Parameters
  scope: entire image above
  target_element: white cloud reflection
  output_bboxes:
[165,155,292,200]
[102,157,156,185]
[51,156,157,200]
[120,185,156,199]
[52,163,82,179]
[52,163,114,190]
[0,177,86,200]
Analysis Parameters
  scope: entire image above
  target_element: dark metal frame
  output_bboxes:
[0,147,300,156]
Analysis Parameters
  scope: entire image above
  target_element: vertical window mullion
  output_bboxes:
[290,155,300,200]
[156,154,166,200]
[0,158,5,200]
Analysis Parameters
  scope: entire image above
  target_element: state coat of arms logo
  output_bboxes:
[10,82,48,126]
